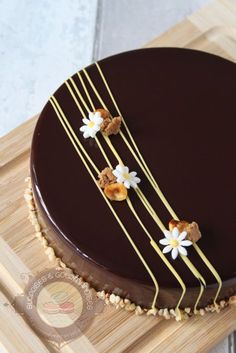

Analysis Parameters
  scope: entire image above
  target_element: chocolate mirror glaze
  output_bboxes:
[31,48,236,309]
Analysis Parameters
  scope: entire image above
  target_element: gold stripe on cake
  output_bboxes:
[78,68,207,312]
[50,96,160,310]
[93,62,222,309]
[64,79,188,314]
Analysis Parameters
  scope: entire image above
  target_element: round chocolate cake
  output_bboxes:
[30,48,236,316]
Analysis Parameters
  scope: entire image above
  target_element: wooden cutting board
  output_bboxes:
[1,0,236,352]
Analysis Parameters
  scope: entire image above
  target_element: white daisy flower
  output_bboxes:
[159,227,192,260]
[80,111,103,138]
[112,164,141,189]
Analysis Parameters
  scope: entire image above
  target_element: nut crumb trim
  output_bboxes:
[24,177,236,321]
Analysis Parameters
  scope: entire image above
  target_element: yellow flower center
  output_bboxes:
[88,121,95,128]
[170,239,179,248]
[123,172,130,180]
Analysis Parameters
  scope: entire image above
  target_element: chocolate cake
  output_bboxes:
[30,48,236,319]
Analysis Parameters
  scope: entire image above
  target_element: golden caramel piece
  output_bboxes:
[95,108,111,120]
[95,108,122,136]
[169,219,188,232]
[185,222,202,243]
[97,167,117,189]
[104,183,128,201]
[169,219,202,243]
[104,116,122,136]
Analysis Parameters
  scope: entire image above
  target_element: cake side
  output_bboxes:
[28,174,236,313]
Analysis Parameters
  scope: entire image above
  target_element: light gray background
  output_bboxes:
[0,0,210,136]
[0,1,235,352]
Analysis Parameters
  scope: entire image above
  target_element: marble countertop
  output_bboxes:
[0,0,209,136]
[0,1,234,351]
[0,0,97,136]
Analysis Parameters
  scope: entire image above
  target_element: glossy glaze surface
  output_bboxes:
[31,48,236,308]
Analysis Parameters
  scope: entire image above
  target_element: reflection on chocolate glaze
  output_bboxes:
[31,48,236,309]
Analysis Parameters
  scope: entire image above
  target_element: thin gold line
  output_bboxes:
[126,197,186,314]
[76,74,125,167]
[64,75,190,312]
[83,68,109,110]
[181,256,206,313]
[96,62,166,189]
[66,80,112,169]
[193,243,222,307]
[95,137,113,169]
[68,70,208,311]
[94,62,222,307]
[137,189,205,313]
[77,72,96,111]
[51,95,99,175]
[120,130,178,219]
[70,74,173,238]
[103,134,124,165]
[65,81,86,119]
[136,188,165,232]
[50,96,160,309]
[63,79,186,311]
[65,77,173,239]
[69,77,91,113]
[85,65,179,219]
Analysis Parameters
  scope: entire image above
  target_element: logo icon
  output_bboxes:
[13,268,104,347]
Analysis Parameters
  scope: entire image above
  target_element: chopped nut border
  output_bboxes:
[24,177,236,321]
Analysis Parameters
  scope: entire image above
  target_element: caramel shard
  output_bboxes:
[169,219,202,243]
[96,108,111,120]
[98,167,116,189]
[185,222,202,243]
[169,219,188,233]
[104,116,122,136]
[104,183,127,201]
[95,108,122,136]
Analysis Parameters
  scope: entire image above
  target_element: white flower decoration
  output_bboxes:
[159,227,192,260]
[80,111,103,138]
[112,164,141,189]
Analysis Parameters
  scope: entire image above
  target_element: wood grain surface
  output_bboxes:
[1,1,236,352]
